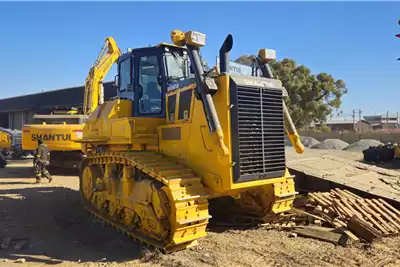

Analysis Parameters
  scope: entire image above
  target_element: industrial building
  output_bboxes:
[363,114,400,130]
[315,120,372,132]
[0,81,115,130]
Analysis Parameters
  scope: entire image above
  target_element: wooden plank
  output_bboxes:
[321,192,333,199]
[341,199,364,220]
[347,215,382,242]
[343,189,362,200]
[336,188,359,201]
[292,227,352,246]
[313,209,336,224]
[309,193,330,207]
[366,199,400,231]
[303,225,336,231]
[317,192,333,205]
[372,199,400,227]
[330,190,344,200]
[332,204,346,219]
[356,199,396,234]
[333,199,355,218]
[334,188,352,200]
[291,208,327,222]
[378,199,400,217]
[352,200,386,233]
[332,219,347,228]
[333,226,360,242]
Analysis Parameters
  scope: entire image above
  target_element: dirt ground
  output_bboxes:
[1,160,400,267]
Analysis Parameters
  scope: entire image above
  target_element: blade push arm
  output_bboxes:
[83,37,122,114]
[255,53,304,154]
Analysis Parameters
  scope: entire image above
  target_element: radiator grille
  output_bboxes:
[234,86,286,181]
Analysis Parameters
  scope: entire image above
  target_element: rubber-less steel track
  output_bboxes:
[79,151,211,253]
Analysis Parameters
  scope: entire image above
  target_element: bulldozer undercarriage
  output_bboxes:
[79,151,296,252]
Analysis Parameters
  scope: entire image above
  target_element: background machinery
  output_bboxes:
[22,38,121,169]
[77,30,304,252]
[0,128,31,159]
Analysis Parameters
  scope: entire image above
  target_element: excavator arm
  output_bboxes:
[83,37,122,114]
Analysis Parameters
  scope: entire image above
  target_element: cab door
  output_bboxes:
[133,50,166,118]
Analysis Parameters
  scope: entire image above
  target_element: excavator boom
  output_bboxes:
[83,37,122,114]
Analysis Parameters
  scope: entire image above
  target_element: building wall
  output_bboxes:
[0,81,116,130]
[13,112,23,130]
[0,113,8,128]
[354,121,372,132]
[328,123,354,132]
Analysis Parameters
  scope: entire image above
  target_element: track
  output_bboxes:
[79,151,211,253]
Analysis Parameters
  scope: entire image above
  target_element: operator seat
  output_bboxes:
[139,82,161,113]
[146,82,161,99]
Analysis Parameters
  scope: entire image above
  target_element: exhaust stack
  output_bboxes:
[219,35,233,73]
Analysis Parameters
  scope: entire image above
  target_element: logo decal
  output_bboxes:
[31,134,71,142]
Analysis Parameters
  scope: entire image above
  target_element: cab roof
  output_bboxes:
[118,42,186,62]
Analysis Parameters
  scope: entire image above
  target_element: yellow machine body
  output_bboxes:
[0,130,12,150]
[22,123,83,151]
[78,31,302,252]
[22,114,86,168]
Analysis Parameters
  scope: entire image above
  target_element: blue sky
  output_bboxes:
[0,1,399,118]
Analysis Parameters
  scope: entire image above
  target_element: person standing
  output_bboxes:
[34,139,52,183]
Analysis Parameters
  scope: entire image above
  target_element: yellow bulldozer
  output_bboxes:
[22,37,121,168]
[77,30,304,252]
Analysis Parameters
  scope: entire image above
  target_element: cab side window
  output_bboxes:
[118,58,132,92]
[137,55,162,114]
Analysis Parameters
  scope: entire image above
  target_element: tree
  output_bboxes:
[235,56,347,129]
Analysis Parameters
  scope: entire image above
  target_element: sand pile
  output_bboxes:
[285,136,320,148]
[310,139,349,150]
[343,139,383,152]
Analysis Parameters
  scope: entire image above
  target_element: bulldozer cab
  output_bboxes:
[116,44,192,118]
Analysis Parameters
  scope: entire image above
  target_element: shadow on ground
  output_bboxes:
[363,159,400,171]
[0,186,150,264]
[0,161,78,181]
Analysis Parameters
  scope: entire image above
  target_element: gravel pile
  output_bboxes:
[343,139,383,152]
[301,136,320,148]
[310,139,349,150]
[284,136,320,148]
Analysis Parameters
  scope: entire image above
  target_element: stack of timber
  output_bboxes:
[305,188,400,242]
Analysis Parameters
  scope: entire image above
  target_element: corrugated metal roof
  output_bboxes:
[0,81,116,112]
